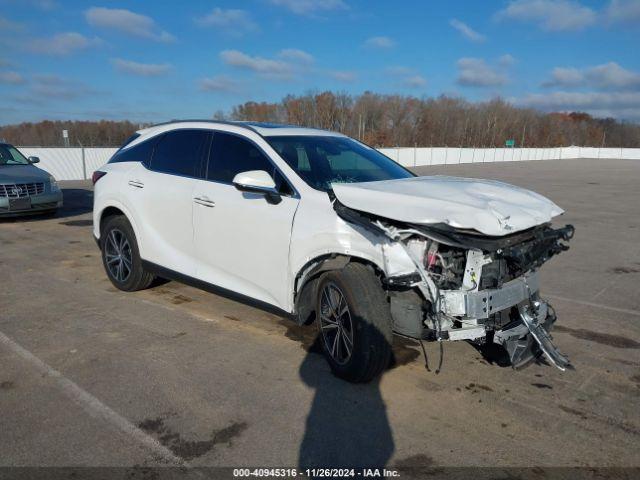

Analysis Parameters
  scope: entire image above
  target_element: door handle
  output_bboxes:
[128,180,144,188]
[194,196,215,207]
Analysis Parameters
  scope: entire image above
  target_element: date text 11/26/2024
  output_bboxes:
[233,468,401,477]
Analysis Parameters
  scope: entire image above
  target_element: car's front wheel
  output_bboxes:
[316,263,393,383]
[101,215,155,291]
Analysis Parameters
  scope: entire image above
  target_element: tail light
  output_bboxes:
[92,170,107,185]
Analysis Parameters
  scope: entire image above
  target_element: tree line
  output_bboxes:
[228,93,640,148]
[2,93,639,147]
[0,120,142,147]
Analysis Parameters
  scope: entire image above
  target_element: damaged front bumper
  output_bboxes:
[440,271,540,320]
[437,271,570,368]
[494,301,571,371]
[430,272,570,370]
[333,199,574,371]
[417,268,571,371]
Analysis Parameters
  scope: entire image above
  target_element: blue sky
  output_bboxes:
[1,0,640,124]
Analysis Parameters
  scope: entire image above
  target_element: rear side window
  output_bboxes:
[150,129,210,178]
[109,136,156,164]
[121,133,140,148]
[207,132,274,183]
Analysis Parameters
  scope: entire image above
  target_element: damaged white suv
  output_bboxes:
[93,121,574,382]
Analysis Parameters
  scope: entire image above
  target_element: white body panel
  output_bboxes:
[288,189,415,293]
[192,178,299,309]
[128,164,198,276]
[332,176,564,236]
[93,121,565,314]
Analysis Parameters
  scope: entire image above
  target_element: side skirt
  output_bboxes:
[141,260,294,321]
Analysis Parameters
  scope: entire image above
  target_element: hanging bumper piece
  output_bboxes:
[494,300,572,371]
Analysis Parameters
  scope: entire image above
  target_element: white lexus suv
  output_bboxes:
[93,121,574,382]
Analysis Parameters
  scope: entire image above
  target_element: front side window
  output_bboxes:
[150,129,209,177]
[266,136,414,191]
[0,145,30,166]
[207,131,274,184]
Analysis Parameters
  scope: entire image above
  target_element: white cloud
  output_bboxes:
[0,71,25,85]
[495,0,596,31]
[587,62,640,89]
[386,66,427,89]
[517,90,640,120]
[498,54,516,66]
[85,7,175,43]
[219,48,315,80]
[200,75,239,93]
[220,50,293,79]
[195,8,257,34]
[605,0,640,25]
[543,62,640,90]
[449,19,486,42]
[278,48,314,64]
[364,36,395,49]
[543,67,584,87]
[330,70,356,82]
[111,58,172,77]
[456,57,508,87]
[269,0,348,15]
[403,75,427,88]
[27,32,99,56]
[24,74,94,100]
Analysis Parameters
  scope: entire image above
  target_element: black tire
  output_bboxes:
[316,263,393,383]
[101,215,155,292]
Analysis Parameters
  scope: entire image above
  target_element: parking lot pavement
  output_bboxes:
[1,160,639,473]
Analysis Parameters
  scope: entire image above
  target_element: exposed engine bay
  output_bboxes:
[334,200,575,371]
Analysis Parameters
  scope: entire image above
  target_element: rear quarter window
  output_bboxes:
[109,136,158,165]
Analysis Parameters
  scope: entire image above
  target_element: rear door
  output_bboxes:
[192,131,299,310]
[129,129,210,276]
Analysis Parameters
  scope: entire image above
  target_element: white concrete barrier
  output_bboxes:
[84,148,119,176]
[15,146,640,181]
[16,147,117,181]
[18,147,85,181]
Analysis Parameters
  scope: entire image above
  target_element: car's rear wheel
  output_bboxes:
[316,263,392,383]
[101,215,155,291]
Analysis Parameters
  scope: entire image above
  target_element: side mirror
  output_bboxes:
[232,170,277,195]
[28,156,40,164]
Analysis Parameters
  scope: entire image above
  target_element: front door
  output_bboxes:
[192,131,299,311]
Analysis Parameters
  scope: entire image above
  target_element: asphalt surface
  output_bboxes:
[1,159,639,476]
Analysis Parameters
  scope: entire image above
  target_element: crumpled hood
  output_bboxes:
[332,175,564,236]
[0,165,50,183]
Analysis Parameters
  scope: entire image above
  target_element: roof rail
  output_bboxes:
[144,119,260,134]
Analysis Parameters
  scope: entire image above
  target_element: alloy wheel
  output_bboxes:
[104,228,132,283]
[319,283,354,365]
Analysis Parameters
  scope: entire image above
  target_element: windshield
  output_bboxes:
[0,145,30,166]
[266,135,414,191]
